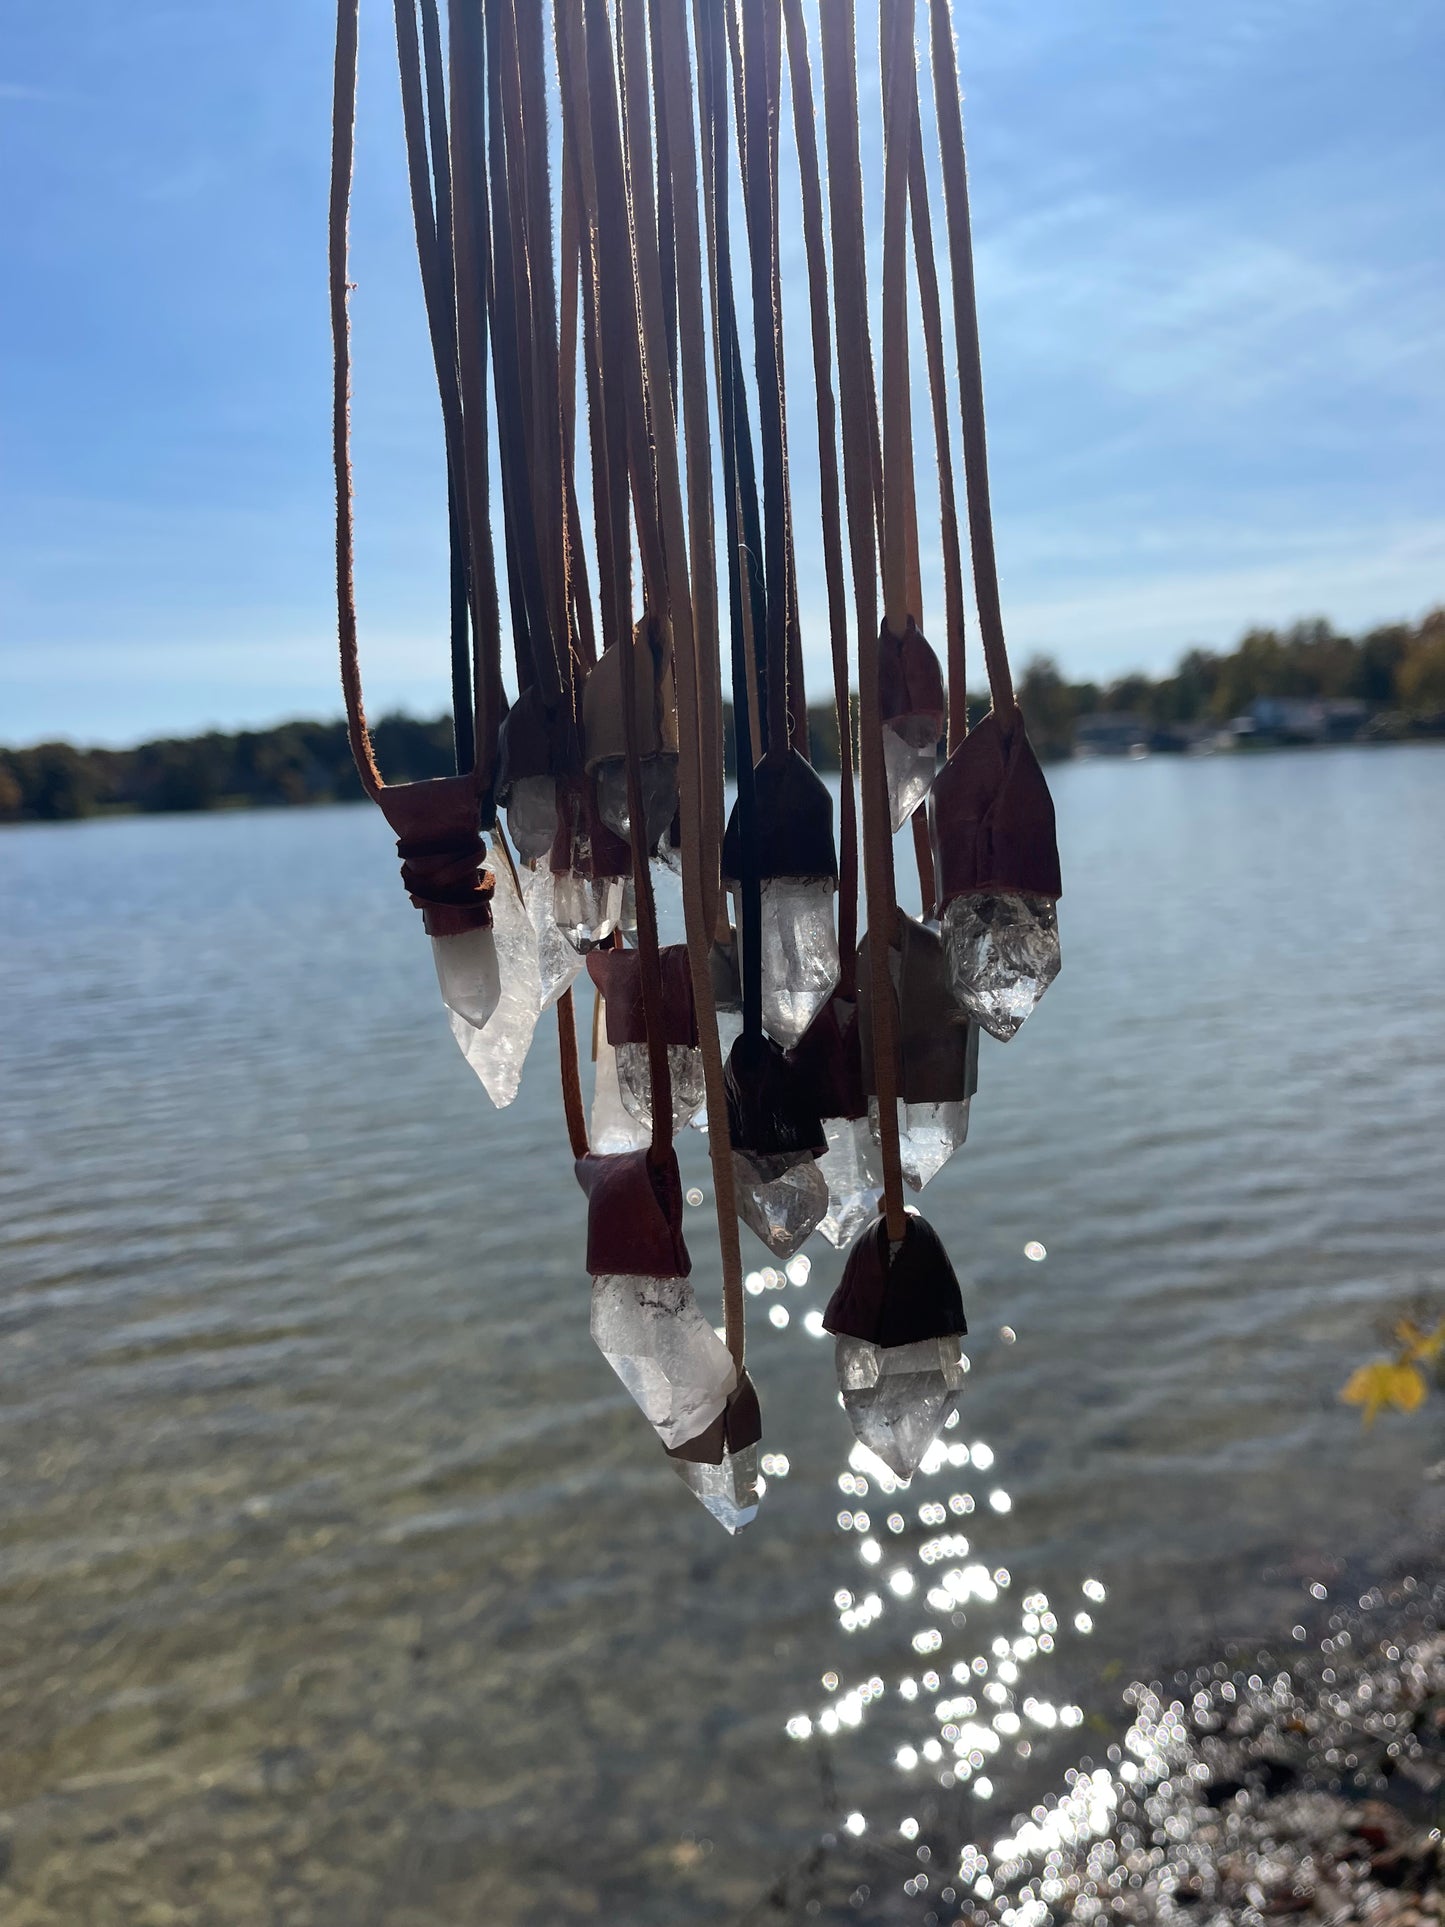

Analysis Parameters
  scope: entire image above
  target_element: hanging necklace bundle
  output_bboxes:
[329,0,1062,1534]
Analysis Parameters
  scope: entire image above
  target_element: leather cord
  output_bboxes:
[820,0,906,1241]
[927,0,1016,727]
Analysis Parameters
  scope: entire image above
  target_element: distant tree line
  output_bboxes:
[2,609,1442,823]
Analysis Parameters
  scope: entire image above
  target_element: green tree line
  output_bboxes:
[2,609,1442,823]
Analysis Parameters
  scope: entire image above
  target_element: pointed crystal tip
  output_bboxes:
[734,1150,828,1260]
[735,876,841,1050]
[868,1097,969,1193]
[882,716,940,833]
[836,1335,966,1480]
[817,1115,881,1250]
[670,1444,760,1533]
[941,892,1060,1041]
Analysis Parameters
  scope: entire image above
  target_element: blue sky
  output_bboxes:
[1,0,1442,746]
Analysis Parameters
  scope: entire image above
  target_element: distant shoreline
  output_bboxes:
[4,608,1441,824]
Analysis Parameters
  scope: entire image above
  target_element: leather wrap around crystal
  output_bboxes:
[878,617,946,833]
[928,709,1063,1039]
[824,1214,969,1480]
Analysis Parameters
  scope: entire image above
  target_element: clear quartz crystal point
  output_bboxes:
[590,1274,738,1450]
[615,1042,707,1131]
[882,716,940,833]
[596,756,678,853]
[671,1445,760,1534]
[445,850,541,1106]
[552,868,625,954]
[734,1149,828,1259]
[521,857,584,1012]
[941,892,1060,1041]
[430,926,501,1029]
[590,1039,651,1154]
[868,1097,970,1193]
[732,877,841,1050]
[506,774,558,864]
[817,1115,881,1248]
[836,1334,967,1481]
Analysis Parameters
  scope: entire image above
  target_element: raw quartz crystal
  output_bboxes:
[595,755,678,855]
[816,1115,881,1249]
[590,1274,737,1450]
[941,892,1060,1041]
[836,1333,967,1481]
[732,876,840,1051]
[615,1042,707,1132]
[430,925,501,1029]
[445,849,541,1106]
[670,1444,759,1534]
[882,714,940,833]
[868,1096,970,1193]
[506,773,558,864]
[520,857,584,1012]
[733,1148,828,1260]
[552,866,627,955]
[590,1039,650,1155]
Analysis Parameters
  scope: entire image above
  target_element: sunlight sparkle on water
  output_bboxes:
[1024,1241,1046,1261]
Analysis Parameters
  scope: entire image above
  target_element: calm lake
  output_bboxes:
[1,747,1442,1924]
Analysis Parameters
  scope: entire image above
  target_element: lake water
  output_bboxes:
[1,747,1442,1925]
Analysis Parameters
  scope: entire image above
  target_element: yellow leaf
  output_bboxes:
[1385,1362,1427,1414]
[1396,1318,1445,1363]
[1341,1361,1396,1427]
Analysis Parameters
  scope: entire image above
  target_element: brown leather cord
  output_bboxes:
[513,0,572,672]
[879,0,914,642]
[556,3,628,681]
[821,0,906,1242]
[907,71,968,754]
[330,0,382,803]
[781,0,858,994]
[651,0,724,944]
[446,0,505,796]
[393,1,481,776]
[927,0,1016,728]
[735,0,791,765]
[557,152,598,673]
[556,987,590,1158]
[607,0,747,1368]
[645,0,680,412]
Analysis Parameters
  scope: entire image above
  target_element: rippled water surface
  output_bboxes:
[1,748,1442,1924]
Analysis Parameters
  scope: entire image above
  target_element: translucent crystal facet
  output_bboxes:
[882,715,940,833]
[506,774,558,864]
[731,876,840,1050]
[590,1039,651,1154]
[521,857,584,1012]
[836,1334,967,1481]
[671,1444,760,1534]
[430,926,501,1029]
[817,1115,881,1249]
[591,1274,737,1450]
[445,852,541,1106]
[552,868,626,954]
[734,1149,828,1259]
[615,1042,707,1131]
[941,892,1060,1041]
[596,755,678,853]
[868,1097,970,1192]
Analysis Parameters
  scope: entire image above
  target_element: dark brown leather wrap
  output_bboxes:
[725,1031,827,1159]
[575,1148,690,1280]
[587,945,699,1048]
[376,774,495,938]
[822,1211,967,1346]
[580,616,680,771]
[927,709,1062,905]
[878,616,945,731]
[858,915,980,1105]
[721,749,838,882]
[792,992,866,1122]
